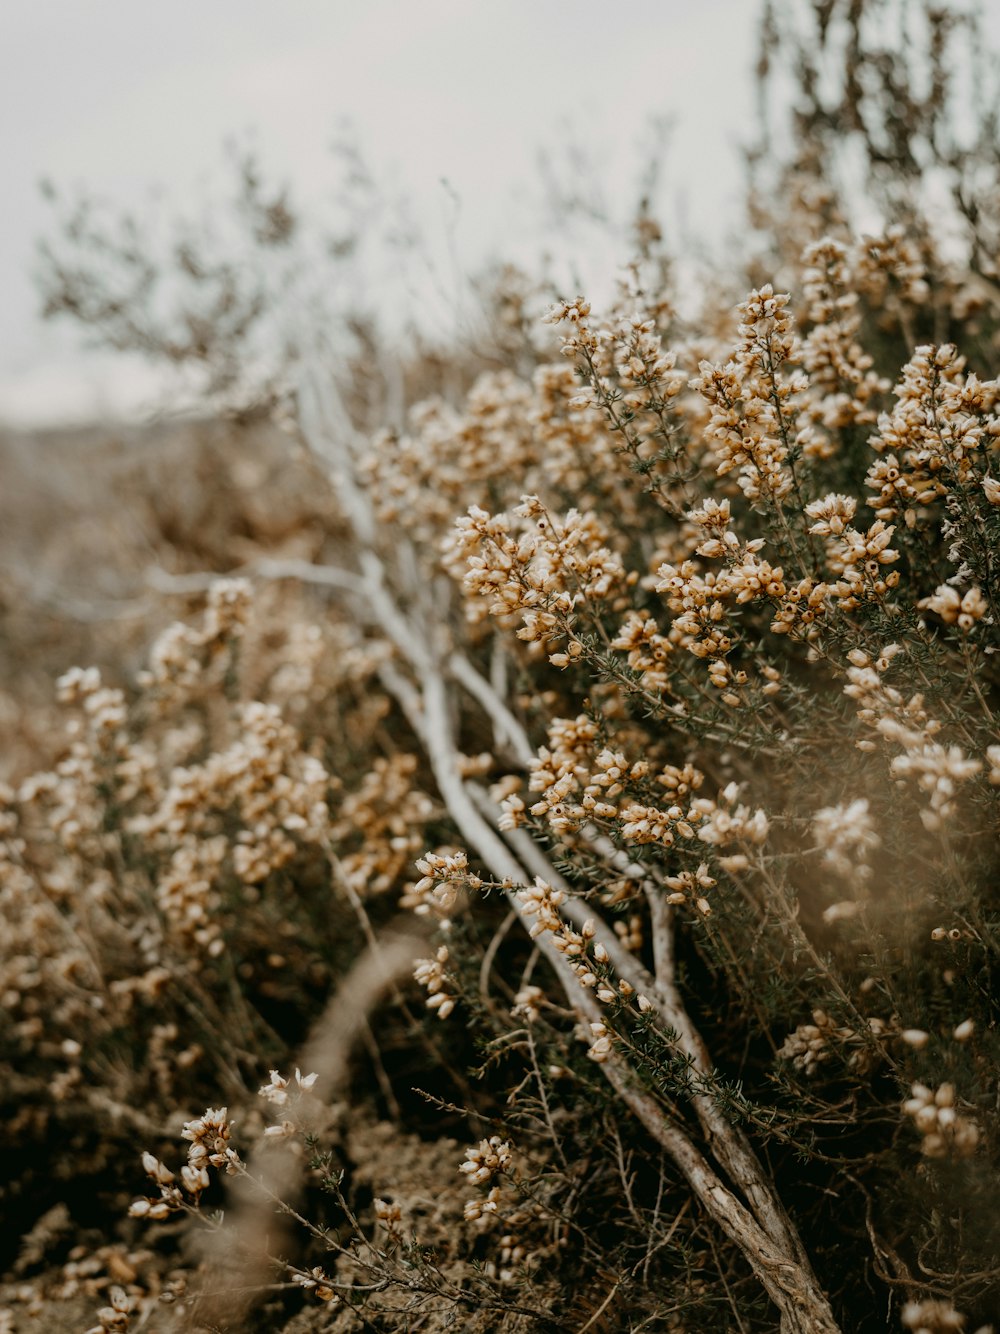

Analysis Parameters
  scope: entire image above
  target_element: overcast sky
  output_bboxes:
[1,1,761,427]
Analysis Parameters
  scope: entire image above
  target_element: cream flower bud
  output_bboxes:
[901,1029,929,1049]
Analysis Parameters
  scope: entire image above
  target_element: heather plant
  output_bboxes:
[4,2,1000,1331]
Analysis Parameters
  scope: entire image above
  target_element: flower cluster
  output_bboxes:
[138,578,253,705]
[778,1010,887,1078]
[257,1067,319,1138]
[693,783,770,849]
[459,1136,514,1188]
[798,238,889,449]
[691,286,799,507]
[812,799,880,880]
[902,1083,979,1160]
[413,946,457,1020]
[900,1299,987,1334]
[124,700,334,951]
[661,863,716,916]
[451,499,628,655]
[867,345,999,525]
[502,715,656,837]
[842,654,982,830]
[129,1108,239,1220]
[83,1285,131,1334]
[403,849,482,917]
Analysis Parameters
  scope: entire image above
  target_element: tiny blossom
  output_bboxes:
[687,496,735,558]
[140,1152,175,1186]
[856,226,929,310]
[843,662,981,827]
[822,900,861,925]
[900,1028,929,1050]
[511,985,545,1024]
[138,579,253,701]
[778,1010,850,1077]
[824,520,900,608]
[263,1120,296,1139]
[543,295,592,327]
[496,1231,529,1280]
[798,238,889,449]
[613,913,645,952]
[180,1162,211,1195]
[868,343,987,522]
[373,1197,402,1235]
[291,1266,337,1303]
[524,721,655,836]
[610,609,673,692]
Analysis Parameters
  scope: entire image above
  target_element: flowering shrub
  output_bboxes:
[5,2,1000,1331]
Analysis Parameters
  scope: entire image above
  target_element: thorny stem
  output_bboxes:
[575,339,694,516]
[218,1162,549,1324]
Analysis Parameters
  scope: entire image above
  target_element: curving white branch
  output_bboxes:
[287,363,840,1334]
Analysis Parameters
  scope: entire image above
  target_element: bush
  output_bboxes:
[4,2,1000,1330]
